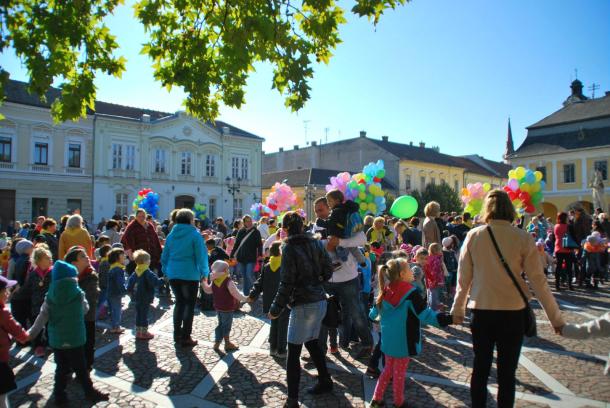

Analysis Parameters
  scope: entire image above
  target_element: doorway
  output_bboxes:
[0,189,15,231]
[175,195,195,210]
[31,197,48,220]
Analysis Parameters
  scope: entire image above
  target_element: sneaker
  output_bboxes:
[283,397,299,408]
[301,354,312,363]
[306,376,333,395]
[110,327,125,334]
[182,337,198,347]
[214,342,222,352]
[370,400,386,408]
[366,366,381,378]
[138,331,154,340]
[34,346,46,358]
[329,346,339,354]
[224,341,239,352]
[86,388,110,403]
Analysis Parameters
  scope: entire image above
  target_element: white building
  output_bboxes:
[92,103,264,224]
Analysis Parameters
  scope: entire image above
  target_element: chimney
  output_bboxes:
[311,141,317,146]
[294,145,299,150]
[141,114,151,122]
[279,147,284,152]
[409,141,413,146]
[222,126,230,135]
[606,91,610,97]
[381,136,389,142]
[419,142,426,148]
[359,131,367,138]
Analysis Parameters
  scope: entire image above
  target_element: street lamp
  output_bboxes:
[304,184,317,221]
[226,177,241,220]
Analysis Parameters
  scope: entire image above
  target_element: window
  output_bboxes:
[0,137,11,162]
[31,198,48,220]
[233,198,243,220]
[563,163,575,183]
[205,154,216,177]
[454,180,459,191]
[112,144,123,169]
[181,152,192,175]
[115,193,128,216]
[125,145,135,170]
[535,166,547,181]
[405,175,411,191]
[231,157,239,179]
[431,177,436,185]
[594,160,607,180]
[154,149,166,173]
[68,143,81,168]
[420,176,426,188]
[34,142,48,165]
[241,157,248,180]
[208,198,216,219]
[67,199,82,214]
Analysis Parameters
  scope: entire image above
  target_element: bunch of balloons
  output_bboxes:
[503,166,545,214]
[325,160,387,217]
[250,203,273,221]
[132,188,160,218]
[265,182,298,216]
[461,182,491,216]
[193,203,207,220]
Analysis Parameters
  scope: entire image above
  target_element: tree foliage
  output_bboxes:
[1,0,408,122]
[411,183,462,217]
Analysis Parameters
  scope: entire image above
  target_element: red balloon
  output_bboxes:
[525,204,535,214]
[508,191,517,200]
[503,185,511,192]
[519,192,530,202]
[373,177,381,183]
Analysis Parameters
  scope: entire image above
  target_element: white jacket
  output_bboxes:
[563,311,610,375]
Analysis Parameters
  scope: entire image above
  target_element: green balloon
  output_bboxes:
[390,195,418,219]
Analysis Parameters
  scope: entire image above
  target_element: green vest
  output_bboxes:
[46,279,86,349]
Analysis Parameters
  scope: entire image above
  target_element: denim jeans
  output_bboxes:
[135,302,150,327]
[107,296,122,328]
[214,311,234,342]
[236,262,255,297]
[288,300,327,344]
[96,288,108,320]
[169,279,199,340]
[270,309,289,353]
[318,277,373,351]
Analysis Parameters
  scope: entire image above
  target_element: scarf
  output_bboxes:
[40,229,52,235]
[100,257,108,263]
[269,255,281,272]
[135,264,148,277]
[78,265,95,280]
[110,262,125,271]
[213,272,229,287]
[34,265,52,279]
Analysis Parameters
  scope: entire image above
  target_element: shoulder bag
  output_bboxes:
[487,227,537,337]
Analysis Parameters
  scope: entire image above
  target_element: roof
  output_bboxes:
[512,126,610,157]
[3,79,264,140]
[370,139,458,167]
[262,168,397,191]
[528,94,610,129]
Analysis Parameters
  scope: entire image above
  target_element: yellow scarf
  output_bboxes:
[135,264,148,277]
[110,262,125,270]
[100,257,108,263]
[269,255,281,272]
[213,273,228,287]
[41,229,52,235]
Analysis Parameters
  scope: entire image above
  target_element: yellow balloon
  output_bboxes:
[508,170,516,179]
[520,182,530,193]
[534,171,543,182]
[483,182,491,192]
[359,191,366,200]
[368,203,377,212]
[359,202,368,211]
[515,167,526,179]
[530,183,540,192]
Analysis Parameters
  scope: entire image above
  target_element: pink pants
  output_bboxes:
[372,355,410,406]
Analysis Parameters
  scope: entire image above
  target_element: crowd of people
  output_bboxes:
[0,190,609,408]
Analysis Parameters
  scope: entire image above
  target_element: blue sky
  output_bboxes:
[3,0,609,162]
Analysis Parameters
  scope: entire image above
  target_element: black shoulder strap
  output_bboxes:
[486,226,529,307]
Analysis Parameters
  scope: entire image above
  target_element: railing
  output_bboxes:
[65,167,84,175]
[110,168,139,178]
[0,162,15,170]
[151,171,170,180]
[31,164,50,172]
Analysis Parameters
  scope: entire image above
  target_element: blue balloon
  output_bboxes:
[525,172,535,184]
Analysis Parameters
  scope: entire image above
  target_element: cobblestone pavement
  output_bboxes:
[7,279,610,407]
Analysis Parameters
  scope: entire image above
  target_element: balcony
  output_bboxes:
[31,164,51,172]
[65,167,84,175]
[151,171,170,180]
[0,162,15,170]
[110,168,139,179]
[177,173,195,182]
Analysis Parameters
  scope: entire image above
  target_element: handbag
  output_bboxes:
[561,233,579,249]
[487,227,537,337]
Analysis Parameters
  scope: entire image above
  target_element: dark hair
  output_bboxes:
[64,246,87,264]
[41,218,56,229]
[96,235,110,248]
[233,220,242,229]
[269,241,282,257]
[314,196,328,207]
[206,238,217,247]
[99,244,112,258]
[108,248,125,264]
[409,217,419,227]
[462,212,471,221]
[169,209,178,223]
[325,189,344,203]
[135,209,147,216]
[269,218,276,225]
[282,211,304,236]
[106,220,119,230]
[556,212,568,224]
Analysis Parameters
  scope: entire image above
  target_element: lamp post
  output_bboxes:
[226,177,241,220]
[304,184,317,221]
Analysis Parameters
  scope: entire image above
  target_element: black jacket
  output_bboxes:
[209,247,230,265]
[79,271,100,322]
[11,255,31,301]
[269,234,333,316]
[22,270,51,317]
[327,200,360,238]
[40,232,59,261]
[249,262,282,313]
[230,227,262,263]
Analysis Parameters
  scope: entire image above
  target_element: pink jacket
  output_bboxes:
[0,301,28,363]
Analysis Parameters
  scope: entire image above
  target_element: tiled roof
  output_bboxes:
[528,94,610,129]
[263,168,397,190]
[3,79,264,140]
[513,126,610,157]
[370,139,458,167]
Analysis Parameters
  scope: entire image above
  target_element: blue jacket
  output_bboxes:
[161,224,209,281]
[107,266,127,298]
[358,257,372,294]
[369,280,451,358]
[127,269,162,304]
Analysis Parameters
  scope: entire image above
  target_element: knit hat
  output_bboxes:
[0,275,17,290]
[111,243,124,249]
[15,239,34,255]
[51,260,78,282]
[211,260,230,273]
[442,237,453,248]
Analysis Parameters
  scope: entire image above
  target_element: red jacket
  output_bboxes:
[0,302,28,363]
[121,220,162,267]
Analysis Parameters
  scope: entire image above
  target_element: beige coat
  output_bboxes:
[451,220,564,328]
[422,216,440,249]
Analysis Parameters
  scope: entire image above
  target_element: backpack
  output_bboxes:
[344,211,364,238]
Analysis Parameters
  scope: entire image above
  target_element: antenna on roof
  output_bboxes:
[303,120,311,145]
[324,127,329,144]
[574,68,578,79]
[588,83,600,99]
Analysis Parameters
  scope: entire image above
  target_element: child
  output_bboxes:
[248,241,288,357]
[424,243,448,311]
[66,246,99,371]
[127,250,162,340]
[96,244,112,320]
[11,239,34,329]
[441,237,458,307]
[107,248,127,334]
[536,240,554,277]
[203,260,248,352]
[27,261,109,404]
[325,189,368,266]
[22,246,53,357]
[409,247,428,294]
[369,258,453,408]
[582,233,607,289]
[562,312,610,375]
[366,217,395,251]
[0,275,30,408]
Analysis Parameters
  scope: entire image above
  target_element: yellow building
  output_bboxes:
[509,80,610,220]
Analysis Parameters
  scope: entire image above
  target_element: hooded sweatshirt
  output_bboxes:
[58,227,93,260]
[161,223,209,281]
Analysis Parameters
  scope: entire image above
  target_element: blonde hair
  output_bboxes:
[133,249,151,265]
[31,246,52,265]
[428,243,442,255]
[481,189,516,224]
[374,216,385,225]
[376,258,409,307]
[424,201,441,218]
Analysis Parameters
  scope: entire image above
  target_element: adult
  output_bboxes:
[230,215,262,296]
[451,215,471,244]
[314,197,374,358]
[257,216,270,240]
[451,189,564,408]
[228,220,242,238]
[422,201,441,249]
[120,209,162,274]
[215,217,229,237]
[572,208,592,286]
[40,218,59,261]
[58,214,93,260]
[101,220,122,245]
[600,213,610,238]
[402,217,422,246]
[161,209,209,347]
[27,216,46,240]
[268,211,334,408]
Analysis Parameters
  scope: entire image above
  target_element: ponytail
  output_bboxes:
[375,257,410,308]
[376,265,389,307]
